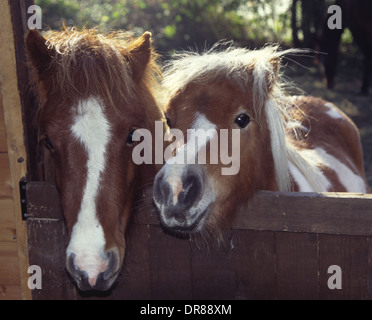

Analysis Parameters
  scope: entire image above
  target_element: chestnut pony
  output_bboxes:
[26,29,165,291]
[153,45,370,240]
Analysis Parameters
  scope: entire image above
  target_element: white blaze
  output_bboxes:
[166,113,218,166]
[67,97,112,284]
[164,113,217,203]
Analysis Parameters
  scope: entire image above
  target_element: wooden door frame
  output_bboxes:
[0,0,38,300]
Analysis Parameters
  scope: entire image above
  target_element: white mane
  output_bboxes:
[163,44,324,192]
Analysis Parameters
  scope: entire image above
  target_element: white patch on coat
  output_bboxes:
[166,113,217,166]
[288,161,315,192]
[324,102,345,120]
[289,147,367,193]
[311,147,367,193]
[290,147,332,191]
[67,97,112,285]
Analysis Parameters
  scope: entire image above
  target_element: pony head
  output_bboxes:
[26,28,164,291]
[153,45,297,239]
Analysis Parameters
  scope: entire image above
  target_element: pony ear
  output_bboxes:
[127,32,153,82]
[252,53,282,108]
[25,29,55,79]
[266,56,281,90]
[269,56,281,77]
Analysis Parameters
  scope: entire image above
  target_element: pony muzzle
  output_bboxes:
[66,248,120,292]
[154,164,213,233]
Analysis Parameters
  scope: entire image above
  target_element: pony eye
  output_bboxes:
[126,129,136,146]
[44,136,54,151]
[166,115,172,129]
[235,113,250,129]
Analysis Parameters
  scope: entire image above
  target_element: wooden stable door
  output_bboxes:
[27,182,372,300]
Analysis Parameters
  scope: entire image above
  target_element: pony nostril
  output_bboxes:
[67,253,77,273]
[182,175,201,205]
[154,172,172,206]
[103,249,119,281]
[179,169,203,208]
[66,254,91,290]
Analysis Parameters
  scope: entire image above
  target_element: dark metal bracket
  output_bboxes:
[19,177,28,220]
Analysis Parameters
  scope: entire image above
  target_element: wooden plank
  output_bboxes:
[232,230,276,300]
[120,188,191,299]
[117,197,154,299]
[125,190,372,237]
[27,218,76,300]
[148,225,192,300]
[0,0,31,300]
[190,239,235,300]
[0,153,13,199]
[319,234,368,300]
[0,285,21,300]
[0,242,20,285]
[26,182,64,220]
[0,91,7,153]
[233,191,372,236]
[114,223,152,300]
[0,199,16,242]
[276,232,319,299]
[26,182,75,300]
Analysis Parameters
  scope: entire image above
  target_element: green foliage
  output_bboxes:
[35,0,352,53]
[35,0,256,51]
[36,0,79,28]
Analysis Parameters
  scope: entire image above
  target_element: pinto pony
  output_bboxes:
[153,45,370,239]
[26,29,165,291]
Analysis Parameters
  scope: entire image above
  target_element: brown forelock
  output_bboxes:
[37,29,160,116]
[165,79,277,234]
